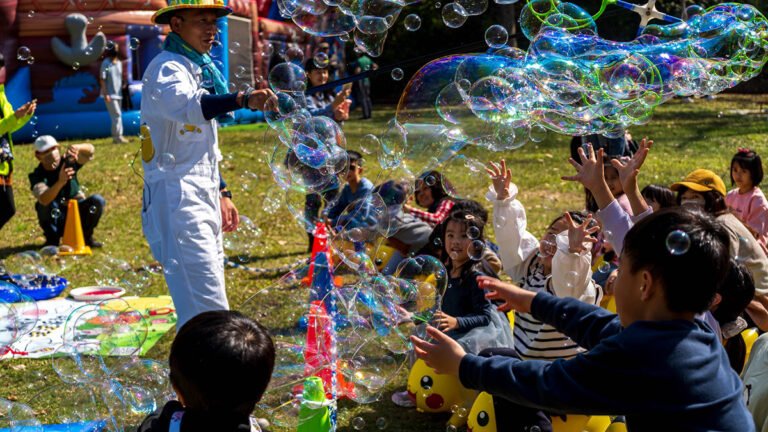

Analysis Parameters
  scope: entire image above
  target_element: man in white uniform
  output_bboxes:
[141,0,273,327]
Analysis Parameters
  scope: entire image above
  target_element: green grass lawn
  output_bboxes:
[1,94,767,431]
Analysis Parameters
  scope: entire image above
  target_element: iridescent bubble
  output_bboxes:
[468,240,485,260]
[89,205,98,214]
[16,46,32,61]
[484,24,509,48]
[404,14,422,31]
[51,208,62,219]
[351,416,365,430]
[442,3,468,28]
[72,62,81,71]
[157,153,176,172]
[360,134,380,155]
[665,230,690,256]
[129,37,141,50]
[375,417,388,430]
[268,62,308,93]
[150,88,161,101]
[313,51,329,68]
[163,258,179,275]
[391,68,404,81]
[26,56,35,65]
[229,41,241,54]
[467,226,480,240]
[27,10,35,17]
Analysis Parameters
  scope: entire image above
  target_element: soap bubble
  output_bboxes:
[129,37,140,50]
[157,153,176,172]
[391,68,404,81]
[376,417,389,429]
[16,46,31,61]
[468,240,485,260]
[467,226,480,240]
[27,10,35,17]
[313,51,329,68]
[72,62,81,71]
[485,24,509,48]
[442,3,468,28]
[665,230,690,256]
[404,14,422,31]
[351,416,366,430]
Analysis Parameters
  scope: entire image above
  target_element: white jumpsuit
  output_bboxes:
[140,51,228,327]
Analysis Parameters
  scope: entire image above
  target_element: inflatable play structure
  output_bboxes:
[0,0,345,142]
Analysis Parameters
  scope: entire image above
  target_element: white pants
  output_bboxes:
[141,167,228,328]
[104,98,123,141]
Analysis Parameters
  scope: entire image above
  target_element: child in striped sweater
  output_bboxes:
[486,160,602,360]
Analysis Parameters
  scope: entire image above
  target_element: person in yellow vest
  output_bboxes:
[0,53,37,231]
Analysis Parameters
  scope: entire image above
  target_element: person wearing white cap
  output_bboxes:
[28,135,104,247]
[141,0,274,326]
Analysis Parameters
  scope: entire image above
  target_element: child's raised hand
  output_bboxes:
[610,137,653,192]
[477,275,536,313]
[565,212,599,253]
[562,144,606,193]
[410,326,466,376]
[485,160,511,200]
[433,311,459,332]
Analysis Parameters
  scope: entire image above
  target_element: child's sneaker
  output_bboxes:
[391,390,415,408]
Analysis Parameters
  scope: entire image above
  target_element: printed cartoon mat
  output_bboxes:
[1,296,177,359]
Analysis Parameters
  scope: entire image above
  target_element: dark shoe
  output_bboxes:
[86,238,103,248]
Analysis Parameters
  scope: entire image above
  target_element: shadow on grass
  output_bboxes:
[0,243,44,260]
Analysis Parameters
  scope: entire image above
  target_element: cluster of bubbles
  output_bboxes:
[394,2,768,155]
[244,253,447,428]
[0,248,179,430]
[276,0,431,57]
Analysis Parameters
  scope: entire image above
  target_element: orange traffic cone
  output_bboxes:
[59,199,92,256]
[302,223,341,286]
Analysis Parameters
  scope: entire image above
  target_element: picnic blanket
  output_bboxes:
[1,296,177,359]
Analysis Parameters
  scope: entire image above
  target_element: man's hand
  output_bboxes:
[477,275,536,313]
[104,94,112,104]
[610,137,652,193]
[220,195,240,232]
[410,325,466,376]
[65,146,79,162]
[433,311,459,332]
[247,89,276,111]
[565,212,599,253]
[57,163,75,186]
[14,100,36,119]
[485,160,511,200]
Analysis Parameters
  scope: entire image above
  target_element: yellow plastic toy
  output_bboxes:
[468,390,616,432]
[408,359,476,427]
[742,327,759,362]
[467,392,496,432]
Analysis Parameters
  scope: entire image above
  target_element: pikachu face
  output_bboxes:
[467,391,496,432]
[407,359,472,413]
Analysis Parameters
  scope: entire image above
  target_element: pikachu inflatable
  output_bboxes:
[467,390,616,432]
[407,358,476,427]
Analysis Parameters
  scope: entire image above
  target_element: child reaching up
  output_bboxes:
[726,148,768,246]
[485,160,602,360]
[411,208,753,432]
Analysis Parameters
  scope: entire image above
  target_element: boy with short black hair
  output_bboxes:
[137,310,275,432]
[411,208,754,431]
[325,150,374,229]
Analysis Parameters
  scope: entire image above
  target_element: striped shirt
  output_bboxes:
[513,254,602,360]
[407,199,455,226]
